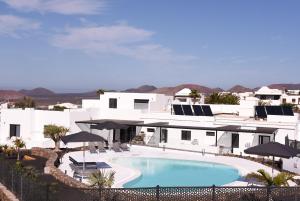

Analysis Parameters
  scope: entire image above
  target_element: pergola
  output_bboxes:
[76,119,278,147]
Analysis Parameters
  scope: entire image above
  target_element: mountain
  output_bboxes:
[124,85,157,93]
[152,84,221,95]
[228,85,253,93]
[268,83,300,90]
[0,90,24,100]
[19,87,55,97]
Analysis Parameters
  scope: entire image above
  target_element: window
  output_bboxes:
[181,130,191,141]
[134,99,149,110]
[206,131,215,136]
[282,98,286,104]
[292,99,296,103]
[160,129,168,143]
[147,128,155,132]
[298,98,300,104]
[259,135,270,145]
[231,133,239,148]
[10,124,20,138]
[109,98,117,108]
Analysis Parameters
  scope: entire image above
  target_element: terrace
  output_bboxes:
[0,144,300,201]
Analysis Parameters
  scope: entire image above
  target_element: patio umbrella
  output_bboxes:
[244,142,299,177]
[61,131,105,180]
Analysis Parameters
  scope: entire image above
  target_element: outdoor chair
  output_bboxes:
[120,143,130,151]
[88,142,97,154]
[97,141,106,153]
[112,142,122,152]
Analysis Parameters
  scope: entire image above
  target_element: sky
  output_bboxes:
[0,0,299,92]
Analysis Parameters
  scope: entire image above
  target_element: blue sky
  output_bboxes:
[0,0,299,92]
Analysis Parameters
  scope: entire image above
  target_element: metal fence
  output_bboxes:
[1,159,300,201]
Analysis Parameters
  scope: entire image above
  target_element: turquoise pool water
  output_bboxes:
[112,157,240,188]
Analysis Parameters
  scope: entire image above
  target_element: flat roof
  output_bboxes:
[76,119,278,134]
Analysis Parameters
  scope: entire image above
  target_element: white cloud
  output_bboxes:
[1,0,106,15]
[51,24,196,63]
[0,14,40,37]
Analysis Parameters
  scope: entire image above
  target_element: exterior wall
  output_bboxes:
[0,108,90,148]
[282,157,300,174]
[281,94,300,108]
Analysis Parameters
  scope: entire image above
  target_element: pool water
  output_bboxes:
[112,157,240,188]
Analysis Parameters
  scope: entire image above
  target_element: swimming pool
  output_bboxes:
[112,157,240,188]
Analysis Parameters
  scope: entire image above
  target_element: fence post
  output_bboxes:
[212,185,216,201]
[156,185,160,201]
[267,186,271,201]
[46,183,50,201]
[11,168,14,193]
[20,176,23,201]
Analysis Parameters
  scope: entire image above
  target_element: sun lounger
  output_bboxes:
[96,162,111,169]
[120,143,130,151]
[112,142,122,152]
[69,156,97,169]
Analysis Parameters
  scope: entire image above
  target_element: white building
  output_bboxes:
[0,90,299,159]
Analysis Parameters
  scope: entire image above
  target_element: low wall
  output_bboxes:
[31,147,88,188]
[0,183,19,201]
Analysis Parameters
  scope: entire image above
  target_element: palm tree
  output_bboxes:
[89,170,116,188]
[13,138,26,161]
[246,169,294,186]
[44,125,69,151]
[205,92,221,104]
[96,89,105,99]
[189,89,201,104]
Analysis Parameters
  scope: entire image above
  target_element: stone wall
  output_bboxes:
[31,147,88,188]
[0,183,19,201]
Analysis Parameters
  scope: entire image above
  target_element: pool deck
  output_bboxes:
[59,145,280,188]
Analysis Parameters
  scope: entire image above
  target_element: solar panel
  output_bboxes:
[192,105,204,116]
[182,105,194,116]
[202,105,213,116]
[172,104,184,115]
[265,106,283,115]
[282,106,294,116]
[255,106,267,119]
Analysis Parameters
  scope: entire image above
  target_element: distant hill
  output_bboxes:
[268,83,300,90]
[152,84,222,95]
[0,90,24,100]
[19,87,55,97]
[124,85,157,93]
[2,83,300,106]
[228,85,253,93]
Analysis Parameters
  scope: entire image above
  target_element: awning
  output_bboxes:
[77,119,143,126]
[76,119,278,134]
[90,121,129,130]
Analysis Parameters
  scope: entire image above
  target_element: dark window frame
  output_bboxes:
[206,131,215,136]
[160,129,168,143]
[231,133,239,148]
[147,128,155,132]
[181,130,191,141]
[109,98,118,109]
[259,135,271,145]
[10,124,20,138]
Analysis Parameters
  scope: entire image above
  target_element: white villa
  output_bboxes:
[0,88,300,174]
